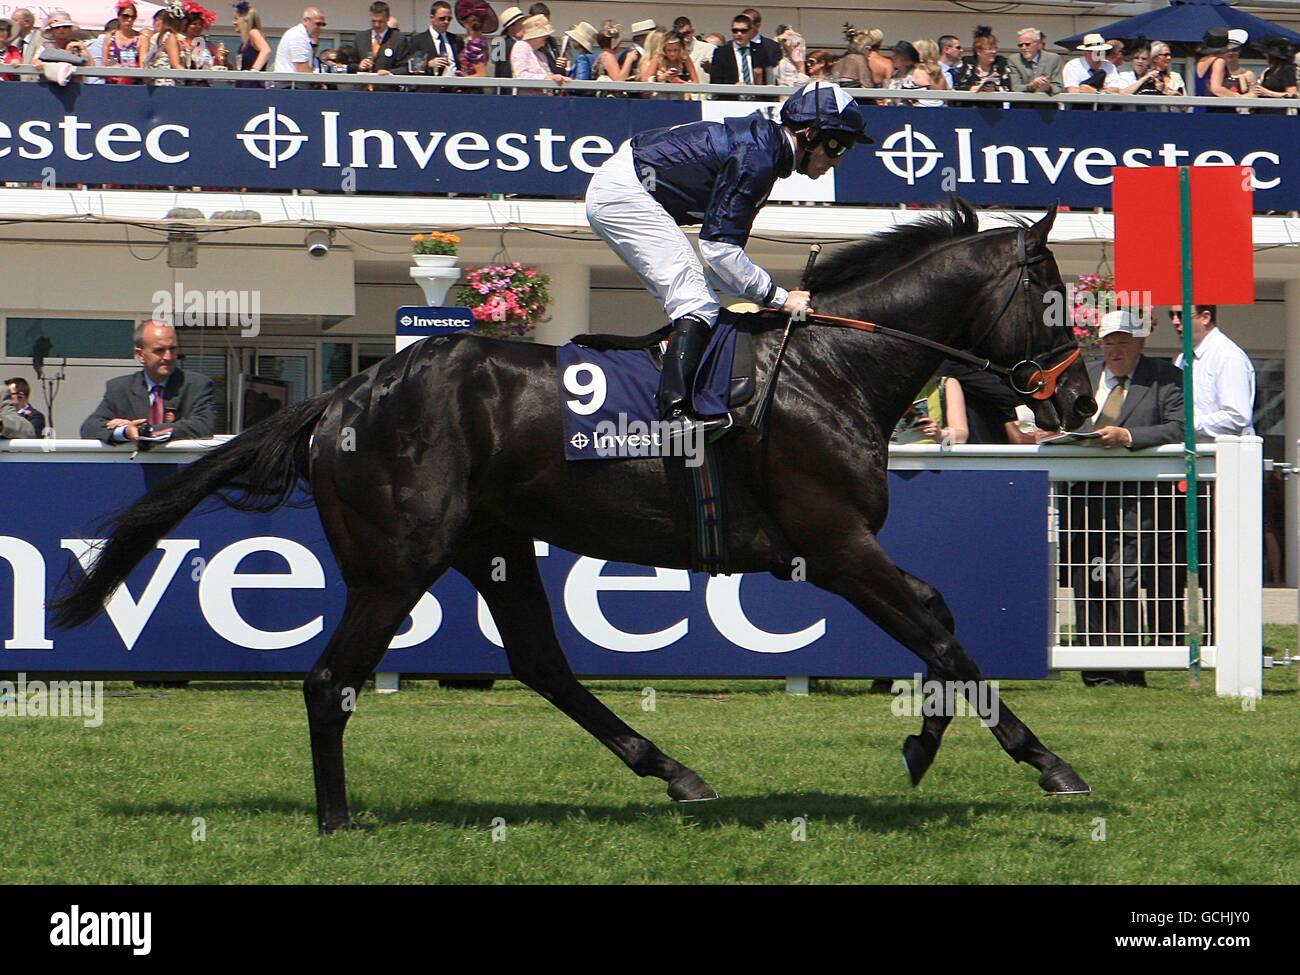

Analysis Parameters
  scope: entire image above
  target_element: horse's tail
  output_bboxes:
[52,393,332,629]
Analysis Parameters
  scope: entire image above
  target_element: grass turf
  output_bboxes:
[2,624,1297,884]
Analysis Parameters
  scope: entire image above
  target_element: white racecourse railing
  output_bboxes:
[1,434,1264,697]
[8,62,1296,112]
[891,436,1264,698]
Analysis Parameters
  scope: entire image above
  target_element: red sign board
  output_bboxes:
[1112,166,1254,306]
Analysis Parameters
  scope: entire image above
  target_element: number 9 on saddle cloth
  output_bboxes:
[557,312,756,462]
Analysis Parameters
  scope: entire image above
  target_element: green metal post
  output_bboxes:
[1178,167,1202,688]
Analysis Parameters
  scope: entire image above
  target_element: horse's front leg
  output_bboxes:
[808,529,1089,795]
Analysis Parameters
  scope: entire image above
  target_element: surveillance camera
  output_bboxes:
[305,229,334,261]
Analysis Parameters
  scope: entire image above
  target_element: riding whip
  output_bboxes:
[751,243,820,436]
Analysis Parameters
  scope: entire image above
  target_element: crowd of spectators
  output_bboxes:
[2,2,1296,103]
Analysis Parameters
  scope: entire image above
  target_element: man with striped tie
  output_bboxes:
[80,321,216,444]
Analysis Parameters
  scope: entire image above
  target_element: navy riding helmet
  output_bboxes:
[779,81,873,161]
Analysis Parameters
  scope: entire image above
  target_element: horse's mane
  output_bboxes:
[806,197,982,294]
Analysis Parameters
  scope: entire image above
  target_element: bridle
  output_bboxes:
[798,229,1081,402]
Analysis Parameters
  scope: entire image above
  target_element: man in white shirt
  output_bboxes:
[275,6,324,74]
[1171,305,1256,438]
[84,19,112,85]
[1063,32,1116,93]
[673,15,714,75]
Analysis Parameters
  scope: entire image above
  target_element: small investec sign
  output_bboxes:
[396,306,475,337]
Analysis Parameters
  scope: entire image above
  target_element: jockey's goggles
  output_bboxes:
[821,134,852,158]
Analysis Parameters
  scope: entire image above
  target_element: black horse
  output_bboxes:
[56,200,1097,833]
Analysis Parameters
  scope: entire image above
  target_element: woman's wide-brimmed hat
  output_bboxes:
[1257,35,1298,60]
[519,14,553,42]
[1200,28,1232,54]
[886,39,918,62]
[41,11,86,39]
[455,0,498,35]
[564,21,598,52]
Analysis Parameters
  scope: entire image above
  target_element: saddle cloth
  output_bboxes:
[556,312,756,462]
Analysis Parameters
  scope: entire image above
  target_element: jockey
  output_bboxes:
[585,81,872,424]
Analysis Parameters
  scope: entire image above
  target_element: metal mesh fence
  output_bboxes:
[1051,478,1215,650]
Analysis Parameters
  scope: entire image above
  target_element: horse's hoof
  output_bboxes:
[1038,761,1091,796]
[668,770,719,802]
[318,818,360,835]
[902,734,936,787]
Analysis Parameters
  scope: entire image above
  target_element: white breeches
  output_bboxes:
[584,143,721,326]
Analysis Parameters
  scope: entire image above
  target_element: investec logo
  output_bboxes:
[876,123,1281,189]
[236,106,614,172]
[398,313,471,330]
[1,537,828,654]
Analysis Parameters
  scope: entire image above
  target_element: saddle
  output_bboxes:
[567,312,768,576]
[572,317,758,411]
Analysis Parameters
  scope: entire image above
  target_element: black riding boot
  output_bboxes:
[657,315,711,421]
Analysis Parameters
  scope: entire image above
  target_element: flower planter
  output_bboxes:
[412,254,459,268]
[409,265,462,305]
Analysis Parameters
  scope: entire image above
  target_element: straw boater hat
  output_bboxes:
[1075,32,1110,53]
[498,6,528,34]
[519,14,553,42]
[455,0,498,35]
[1226,28,1249,50]
[630,19,655,36]
[564,21,598,53]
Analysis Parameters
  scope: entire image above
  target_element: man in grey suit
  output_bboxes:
[80,320,216,444]
[1067,311,1184,686]
[1007,28,1064,95]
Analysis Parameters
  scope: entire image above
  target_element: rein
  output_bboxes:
[797,311,1080,401]
[790,229,1081,402]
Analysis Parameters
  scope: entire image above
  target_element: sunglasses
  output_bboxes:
[823,136,850,158]
[731,27,751,34]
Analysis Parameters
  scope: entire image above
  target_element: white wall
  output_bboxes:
[0,243,355,320]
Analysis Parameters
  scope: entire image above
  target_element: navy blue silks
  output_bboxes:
[631,114,794,246]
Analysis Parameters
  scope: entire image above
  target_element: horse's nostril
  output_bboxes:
[1074,397,1097,419]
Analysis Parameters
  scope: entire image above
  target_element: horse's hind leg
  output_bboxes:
[304,583,432,833]
[812,534,1089,795]
[453,532,718,802]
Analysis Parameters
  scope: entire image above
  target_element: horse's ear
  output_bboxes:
[948,194,977,232]
[1027,204,1058,251]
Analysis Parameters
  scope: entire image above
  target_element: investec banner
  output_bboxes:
[0,458,1048,678]
[0,85,1292,206]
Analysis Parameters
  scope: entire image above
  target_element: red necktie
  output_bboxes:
[149,386,164,425]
